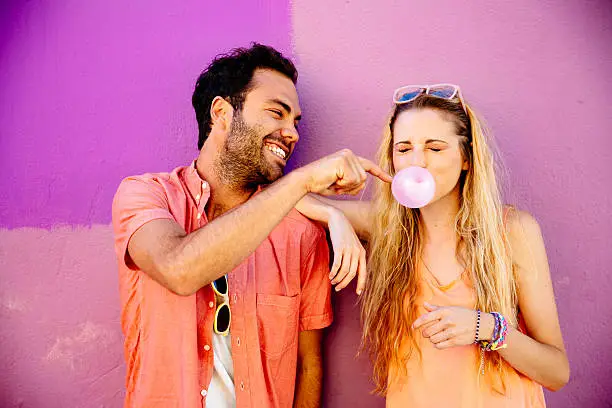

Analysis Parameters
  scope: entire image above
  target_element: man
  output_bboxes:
[112,43,389,407]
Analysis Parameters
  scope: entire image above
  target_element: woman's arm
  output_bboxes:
[295,194,373,240]
[295,194,374,295]
[494,209,569,390]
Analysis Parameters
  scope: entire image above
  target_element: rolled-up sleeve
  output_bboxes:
[111,176,175,269]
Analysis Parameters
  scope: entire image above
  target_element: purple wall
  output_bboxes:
[290,1,612,407]
[0,1,292,406]
[0,0,292,228]
[1,0,611,407]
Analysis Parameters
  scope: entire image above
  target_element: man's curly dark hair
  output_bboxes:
[192,43,298,150]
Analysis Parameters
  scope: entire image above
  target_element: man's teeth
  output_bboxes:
[265,144,286,159]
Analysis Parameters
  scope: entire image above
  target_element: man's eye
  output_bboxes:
[269,109,282,118]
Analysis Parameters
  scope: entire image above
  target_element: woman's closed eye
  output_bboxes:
[395,144,412,153]
[426,142,448,152]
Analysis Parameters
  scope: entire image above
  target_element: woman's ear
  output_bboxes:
[462,142,471,170]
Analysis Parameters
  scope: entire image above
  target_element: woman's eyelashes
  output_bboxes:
[395,145,445,153]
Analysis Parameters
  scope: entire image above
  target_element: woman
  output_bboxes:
[298,84,569,406]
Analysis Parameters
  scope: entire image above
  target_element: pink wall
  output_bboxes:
[290,0,612,406]
[1,1,611,407]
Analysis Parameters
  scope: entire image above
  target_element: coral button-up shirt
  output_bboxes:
[112,162,333,408]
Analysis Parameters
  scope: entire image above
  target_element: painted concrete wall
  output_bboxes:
[1,0,611,407]
[0,1,292,406]
[290,1,612,407]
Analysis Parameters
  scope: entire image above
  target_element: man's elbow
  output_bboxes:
[155,259,201,297]
[168,275,199,297]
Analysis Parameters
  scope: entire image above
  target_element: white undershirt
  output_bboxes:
[206,332,235,407]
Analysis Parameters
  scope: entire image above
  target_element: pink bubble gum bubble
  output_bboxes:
[391,166,436,208]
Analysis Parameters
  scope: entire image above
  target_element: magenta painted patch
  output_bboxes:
[0,0,293,228]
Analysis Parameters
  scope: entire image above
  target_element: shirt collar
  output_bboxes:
[184,160,210,204]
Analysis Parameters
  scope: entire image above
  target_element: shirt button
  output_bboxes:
[197,213,202,220]
[201,389,207,397]
[202,181,208,189]
[208,301,214,308]
[204,344,211,351]
[196,194,201,201]
[236,337,241,347]
[240,382,245,391]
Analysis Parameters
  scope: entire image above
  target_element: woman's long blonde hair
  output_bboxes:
[361,94,517,395]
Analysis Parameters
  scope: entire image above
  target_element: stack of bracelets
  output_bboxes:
[474,310,508,375]
[474,310,508,351]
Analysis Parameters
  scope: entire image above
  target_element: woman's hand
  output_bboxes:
[327,208,367,295]
[413,303,495,349]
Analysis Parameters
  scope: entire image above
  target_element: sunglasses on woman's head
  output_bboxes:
[212,275,231,336]
[392,83,466,113]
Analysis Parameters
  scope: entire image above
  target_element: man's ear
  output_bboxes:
[210,96,234,132]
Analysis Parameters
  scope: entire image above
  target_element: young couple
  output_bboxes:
[112,43,568,408]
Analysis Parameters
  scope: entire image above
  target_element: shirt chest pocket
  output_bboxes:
[256,293,300,358]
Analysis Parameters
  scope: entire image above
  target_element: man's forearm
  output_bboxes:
[165,170,310,294]
[293,356,323,408]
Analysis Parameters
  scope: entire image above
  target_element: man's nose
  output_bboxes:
[280,126,299,144]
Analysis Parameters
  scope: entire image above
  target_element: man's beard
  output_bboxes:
[214,114,285,190]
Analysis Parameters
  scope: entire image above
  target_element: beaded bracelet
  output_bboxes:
[474,310,481,343]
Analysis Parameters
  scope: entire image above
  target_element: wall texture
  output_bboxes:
[290,1,612,407]
[1,0,611,406]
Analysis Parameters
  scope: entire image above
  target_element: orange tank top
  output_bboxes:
[386,211,546,407]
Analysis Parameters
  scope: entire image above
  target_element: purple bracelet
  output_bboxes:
[480,312,508,351]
